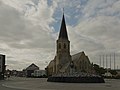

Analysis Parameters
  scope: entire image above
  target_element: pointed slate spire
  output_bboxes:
[58,13,68,40]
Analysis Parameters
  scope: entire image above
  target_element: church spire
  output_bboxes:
[58,13,68,40]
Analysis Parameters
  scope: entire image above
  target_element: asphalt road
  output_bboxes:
[0,80,22,90]
[0,77,120,90]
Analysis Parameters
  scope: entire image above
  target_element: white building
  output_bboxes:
[33,70,46,77]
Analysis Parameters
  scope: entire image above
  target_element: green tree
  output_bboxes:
[93,64,106,75]
[109,70,117,75]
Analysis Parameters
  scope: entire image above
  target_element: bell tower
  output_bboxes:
[55,13,71,74]
[57,14,70,54]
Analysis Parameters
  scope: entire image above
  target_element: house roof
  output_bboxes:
[26,63,39,70]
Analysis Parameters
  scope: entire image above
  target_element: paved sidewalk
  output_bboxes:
[2,77,120,90]
[2,77,49,90]
[0,79,22,90]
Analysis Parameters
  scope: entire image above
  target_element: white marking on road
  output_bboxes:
[2,84,29,90]
[2,84,55,90]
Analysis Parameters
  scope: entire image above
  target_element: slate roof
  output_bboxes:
[58,14,68,40]
[72,52,83,61]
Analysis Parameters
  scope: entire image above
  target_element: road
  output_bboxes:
[0,77,120,90]
[0,80,22,90]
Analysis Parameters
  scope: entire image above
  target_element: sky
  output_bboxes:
[0,0,120,70]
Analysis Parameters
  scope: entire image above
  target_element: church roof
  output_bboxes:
[72,52,83,61]
[58,14,68,40]
[72,51,91,64]
[60,62,70,72]
[48,60,54,67]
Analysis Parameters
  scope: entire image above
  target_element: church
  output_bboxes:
[46,14,92,76]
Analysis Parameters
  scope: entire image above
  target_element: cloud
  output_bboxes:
[0,0,56,70]
[0,1,32,45]
[0,0,56,49]
[66,0,120,68]
[1,0,120,70]
[74,3,120,51]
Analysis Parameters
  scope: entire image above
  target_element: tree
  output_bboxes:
[93,64,106,75]
[109,70,117,75]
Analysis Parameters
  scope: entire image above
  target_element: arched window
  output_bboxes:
[59,43,61,49]
[64,43,66,49]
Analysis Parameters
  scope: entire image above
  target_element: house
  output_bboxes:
[25,63,39,77]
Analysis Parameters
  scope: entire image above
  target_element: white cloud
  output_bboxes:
[0,0,56,70]
[67,0,120,68]
[1,0,120,70]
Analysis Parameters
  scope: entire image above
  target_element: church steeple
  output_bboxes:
[58,14,68,40]
[57,13,70,54]
[55,12,71,74]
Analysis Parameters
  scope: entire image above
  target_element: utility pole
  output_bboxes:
[100,55,101,67]
[103,55,104,68]
[114,53,116,70]
[106,55,108,69]
[110,54,111,69]
[117,65,118,70]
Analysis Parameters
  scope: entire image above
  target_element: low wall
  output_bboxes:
[47,76,105,83]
